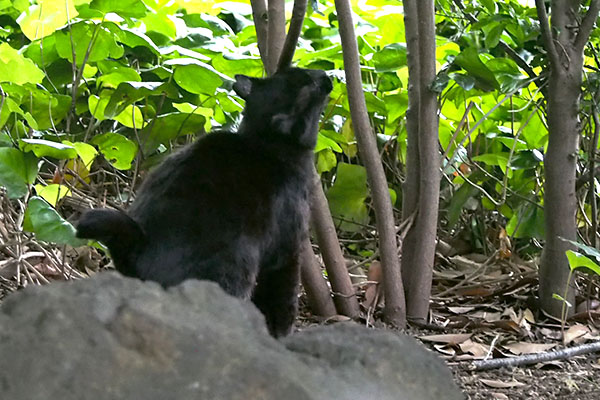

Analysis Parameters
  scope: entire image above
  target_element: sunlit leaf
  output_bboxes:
[0,42,44,84]
[55,21,124,66]
[91,132,137,170]
[17,0,79,40]
[89,0,147,18]
[565,250,600,275]
[34,183,72,206]
[172,62,224,95]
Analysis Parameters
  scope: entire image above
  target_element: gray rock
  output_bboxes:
[0,273,463,400]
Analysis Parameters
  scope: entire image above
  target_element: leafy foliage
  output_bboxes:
[0,0,598,260]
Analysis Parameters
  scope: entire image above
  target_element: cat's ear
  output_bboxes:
[233,75,256,100]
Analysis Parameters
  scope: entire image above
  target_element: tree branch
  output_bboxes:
[472,341,600,371]
[575,0,600,52]
[277,0,308,71]
[535,0,561,68]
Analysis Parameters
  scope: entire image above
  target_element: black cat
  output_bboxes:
[77,68,332,337]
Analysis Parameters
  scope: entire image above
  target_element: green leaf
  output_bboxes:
[326,163,370,232]
[55,21,124,67]
[563,239,600,263]
[480,0,497,13]
[97,67,141,89]
[23,196,85,246]
[316,149,337,173]
[447,184,479,229]
[472,152,510,172]
[140,112,206,153]
[16,0,79,40]
[91,132,137,170]
[114,104,146,129]
[454,47,500,91]
[373,43,407,72]
[565,250,600,275]
[506,203,545,239]
[0,97,25,128]
[0,148,39,198]
[172,103,214,131]
[142,9,177,39]
[211,54,263,78]
[34,183,71,206]
[521,111,547,149]
[105,81,169,117]
[315,133,343,153]
[63,141,99,169]
[25,92,71,130]
[88,94,109,121]
[20,139,78,159]
[89,0,147,18]
[113,26,160,55]
[171,62,224,95]
[450,73,476,91]
[484,23,504,50]
[0,42,45,84]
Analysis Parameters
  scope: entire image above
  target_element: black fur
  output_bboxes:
[77,68,332,337]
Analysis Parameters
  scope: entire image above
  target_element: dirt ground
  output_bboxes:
[452,354,600,399]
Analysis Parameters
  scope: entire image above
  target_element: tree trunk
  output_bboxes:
[310,169,360,317]
[266,0,285,76]
[299,239,337,317]
[401,0,440,320]
[250,0,268,66]
[400,0,422,317]
[535,0,600,317]
[334,0,406,327]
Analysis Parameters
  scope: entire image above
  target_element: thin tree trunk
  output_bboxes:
[402,0,440,320]
[300,239,337,317]
[400,0,421,317]
[334,0,406,327]
[266,0,285,76]
[250,0,268,67]
[310,169,360,317]
[535,0,600,318]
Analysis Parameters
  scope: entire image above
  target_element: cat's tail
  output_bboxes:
[76,209,144,277]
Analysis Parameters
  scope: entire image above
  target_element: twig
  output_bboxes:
[472,341,600,371]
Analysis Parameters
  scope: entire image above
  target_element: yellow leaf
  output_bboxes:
[17,0,79,41]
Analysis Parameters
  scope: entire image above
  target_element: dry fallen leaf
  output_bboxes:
[459,339,490,358]
[503,341,556,355]
[419,333,472,345]
[480,379,526,389]
[563,324,590,344]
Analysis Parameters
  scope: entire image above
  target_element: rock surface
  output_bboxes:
[0,273,463,400]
